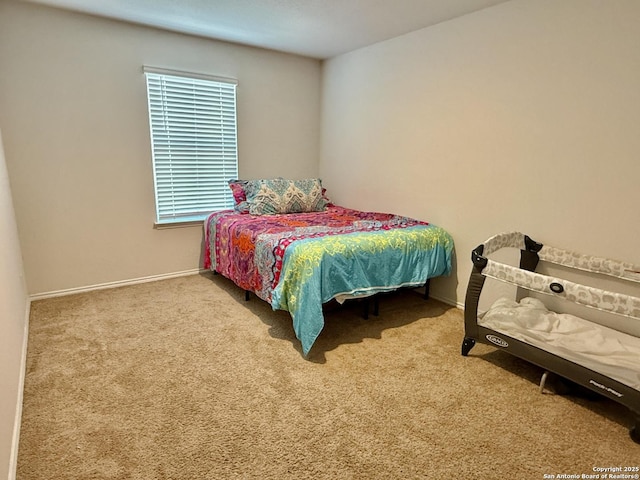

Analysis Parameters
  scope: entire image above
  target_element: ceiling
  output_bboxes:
[21,0,509,59]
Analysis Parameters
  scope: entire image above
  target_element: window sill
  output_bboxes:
[154,219,205,230]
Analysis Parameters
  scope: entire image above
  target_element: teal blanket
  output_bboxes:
[271,225,453,355]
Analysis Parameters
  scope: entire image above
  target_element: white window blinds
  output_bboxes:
[144,68,238,224]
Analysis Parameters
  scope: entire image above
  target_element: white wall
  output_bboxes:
[321,0,640,306]
[0,1,321,295]
[0,128,29,480]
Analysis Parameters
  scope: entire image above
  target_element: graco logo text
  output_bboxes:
[486,335,509,348]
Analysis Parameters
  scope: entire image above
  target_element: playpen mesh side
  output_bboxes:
[479,232,640,322]
[482,232,640,283]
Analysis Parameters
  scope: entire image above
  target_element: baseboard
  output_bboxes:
[428,292,464,310]
[8,298,30,480]
[29,269,205,301]
[419,281,463,310]
[29,269,464,308]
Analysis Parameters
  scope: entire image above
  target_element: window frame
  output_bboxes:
[143,66,239,227]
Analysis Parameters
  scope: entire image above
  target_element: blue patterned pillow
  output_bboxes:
[245,178,328,215]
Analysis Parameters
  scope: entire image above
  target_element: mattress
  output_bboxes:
[479,297,640,390]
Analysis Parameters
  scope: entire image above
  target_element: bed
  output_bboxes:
[461,232,640,443]
[203,178,454,356]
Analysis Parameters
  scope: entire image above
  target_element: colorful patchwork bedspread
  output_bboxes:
[204,206,453,355]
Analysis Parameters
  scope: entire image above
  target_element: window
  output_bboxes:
[144,67,238,225]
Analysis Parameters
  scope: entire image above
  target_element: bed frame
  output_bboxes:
[239,278,432,319]
[461,232,640,443]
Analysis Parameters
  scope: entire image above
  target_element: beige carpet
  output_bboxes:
[18,273,638,479]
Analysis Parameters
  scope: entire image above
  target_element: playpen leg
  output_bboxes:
[631,416,640,444]
[538,371,550,394]
[461,337,476,356]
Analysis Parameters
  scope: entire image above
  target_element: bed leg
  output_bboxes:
[245,290,250,301]
[213,270,218,275]
[461,337,476,356]
[423,279,431,300]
